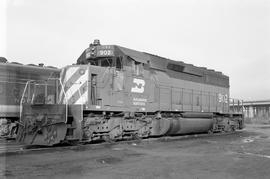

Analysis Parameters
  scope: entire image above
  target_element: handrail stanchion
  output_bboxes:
[19,80,34,122]
[59,79,68,123]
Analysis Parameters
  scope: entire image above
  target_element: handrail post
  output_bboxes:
[19,80,34,122]
[59,79,68,123]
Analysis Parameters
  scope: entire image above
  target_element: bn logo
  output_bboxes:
[131,78,145,93]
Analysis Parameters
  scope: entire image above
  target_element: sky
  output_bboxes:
[0,0,269,101]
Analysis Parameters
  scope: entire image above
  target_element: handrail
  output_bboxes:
[19,78,69,123]
[229,98,244,114]
[19,80,35,122]
[59,79,68,123]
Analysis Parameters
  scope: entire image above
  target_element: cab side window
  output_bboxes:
[116,56,123,70]
[132,61,143,76]
[100,58,113,67]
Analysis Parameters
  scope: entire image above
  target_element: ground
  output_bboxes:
[1,124,270,179]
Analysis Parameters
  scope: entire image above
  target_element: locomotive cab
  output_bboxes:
[17,41,153,145]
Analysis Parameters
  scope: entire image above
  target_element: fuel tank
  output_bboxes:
[166,118,214,135]
[151,117,213,136]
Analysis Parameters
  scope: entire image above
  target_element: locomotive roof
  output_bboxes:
[78,43,229,87]
[0,59,59,71]
[115,45,228,79]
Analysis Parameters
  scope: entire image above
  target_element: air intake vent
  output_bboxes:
[167,63,185,72]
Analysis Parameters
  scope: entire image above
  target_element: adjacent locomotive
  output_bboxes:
[0,57,60,137]
[16,40,244,145]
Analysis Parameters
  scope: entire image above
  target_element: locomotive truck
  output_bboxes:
[16,40,244,146]
[0,57,60,138]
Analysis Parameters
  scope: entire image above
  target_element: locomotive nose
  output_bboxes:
[59,66,89,105]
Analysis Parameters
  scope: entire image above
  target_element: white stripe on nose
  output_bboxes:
[59,66,80,103]
[64,68,88,104]
[75,91,88,104]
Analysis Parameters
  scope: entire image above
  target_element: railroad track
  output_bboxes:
[0,139,25,155]
[0,131,242,156]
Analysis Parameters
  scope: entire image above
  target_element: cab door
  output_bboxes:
[111,69,125,107]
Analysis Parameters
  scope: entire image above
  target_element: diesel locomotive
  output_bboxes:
[0,57,60,138]
[16,40,244,145]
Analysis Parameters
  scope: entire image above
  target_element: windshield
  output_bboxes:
[88,56,123,69]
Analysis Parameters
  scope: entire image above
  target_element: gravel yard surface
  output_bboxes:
[1,124,270,179]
